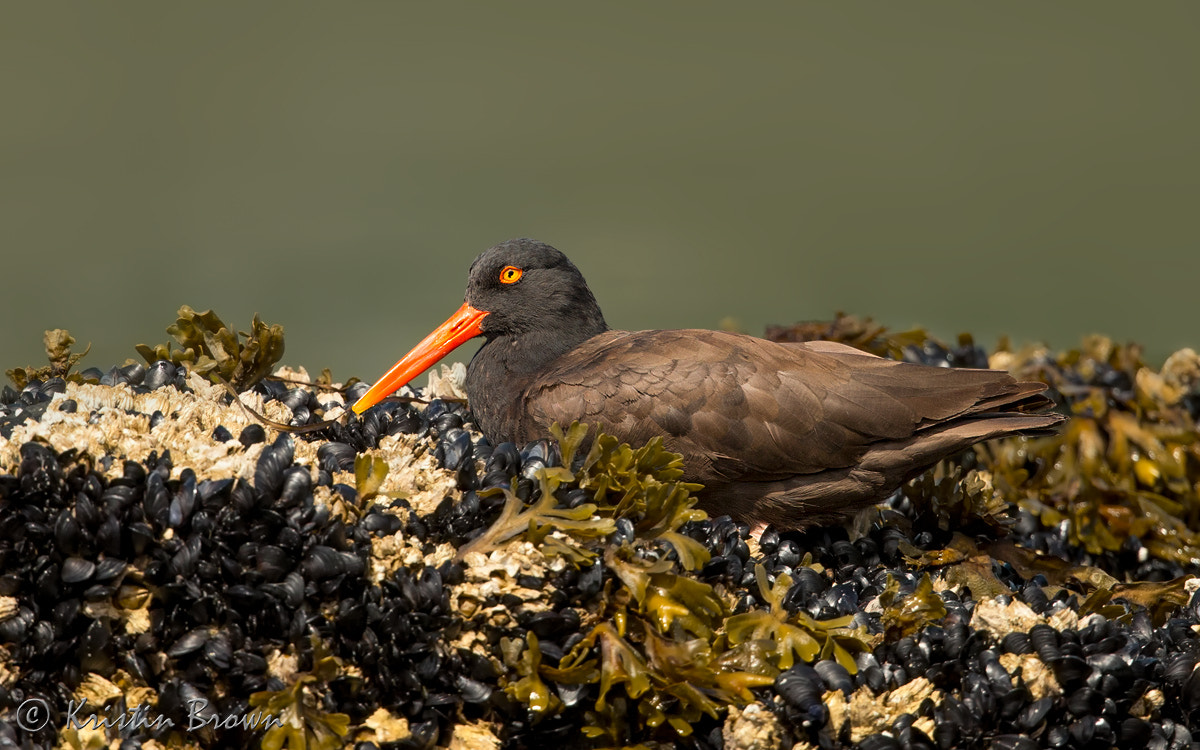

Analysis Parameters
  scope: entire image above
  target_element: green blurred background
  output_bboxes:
[2,3,1197,384]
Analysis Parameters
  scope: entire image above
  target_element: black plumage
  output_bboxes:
[357,239,1064,528]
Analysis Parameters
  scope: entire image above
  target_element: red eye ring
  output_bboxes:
[500,266,523,284]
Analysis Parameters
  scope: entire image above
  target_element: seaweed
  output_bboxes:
[555,422,711,569]
[784,316,1200,571]
[11,309,1200,749]
[506,632,559,714]
[479,427,870,744]
[543,618,775,742]
[987,336,1200,566]
[902,533,1194,626]
[986,539,1193,625]
[6,328,91,388]
[877,573,948,640]
[604,545,725,639]
[903,462,1012,533]
[354,453,390,502]
[457,465,617,563]
[249,638,351,750]
[136,306,285,391]
[726,564,870,671]
[764,313,937,360]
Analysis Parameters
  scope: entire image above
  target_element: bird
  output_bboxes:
[352,238,1064,529]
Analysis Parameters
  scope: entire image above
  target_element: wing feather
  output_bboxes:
[524,329,1027,485]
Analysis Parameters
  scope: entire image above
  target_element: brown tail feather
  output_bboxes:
[703,408,1066,529]
[963,380,1056,415]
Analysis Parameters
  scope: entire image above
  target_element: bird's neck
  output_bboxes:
[465,318,608,441]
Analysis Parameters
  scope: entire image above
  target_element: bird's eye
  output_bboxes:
[499,266,523,284]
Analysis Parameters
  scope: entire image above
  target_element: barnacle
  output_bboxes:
[136,306,285,391]
[351,708,411,745]
[10,313,1200,750]
[823,676,943,745]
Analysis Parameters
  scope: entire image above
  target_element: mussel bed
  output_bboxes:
[1,320,1200,750]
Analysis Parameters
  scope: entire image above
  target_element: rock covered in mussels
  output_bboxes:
[1,322,1200,748]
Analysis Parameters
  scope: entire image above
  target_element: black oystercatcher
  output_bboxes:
[353,239,1064,529]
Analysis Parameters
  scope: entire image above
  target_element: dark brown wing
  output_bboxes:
[521,329,1041,484]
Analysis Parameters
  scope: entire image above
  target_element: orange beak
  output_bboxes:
[351,302,489,414]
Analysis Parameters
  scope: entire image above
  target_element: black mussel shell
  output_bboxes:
[61,557,96,584]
